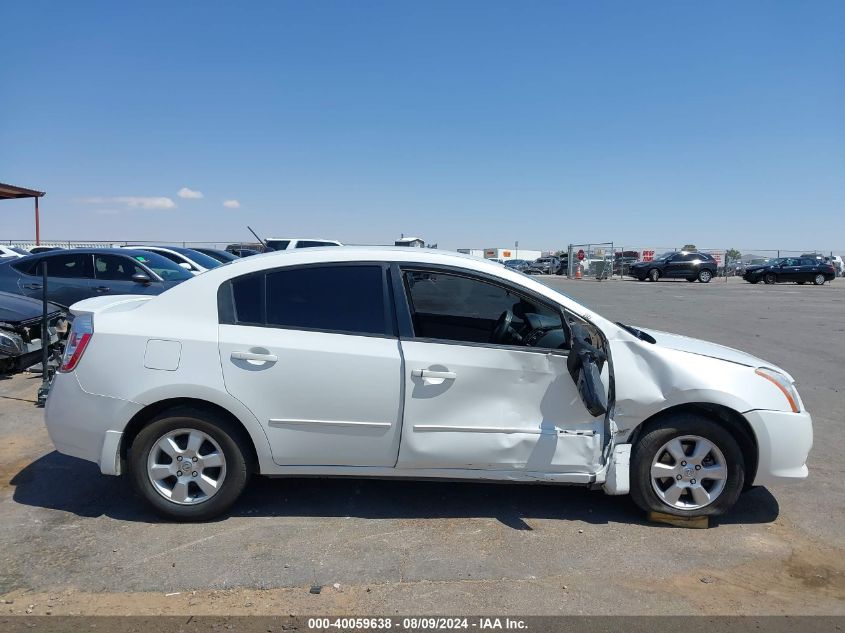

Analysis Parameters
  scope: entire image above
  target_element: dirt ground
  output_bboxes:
[1,277,843,615]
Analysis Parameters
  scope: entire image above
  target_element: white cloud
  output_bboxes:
[79,196,177,210]
[177,187,204,199]
[222,199,241,209]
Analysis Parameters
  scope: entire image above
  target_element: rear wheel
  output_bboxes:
[129,407,252,521]
[697,269,713,283]
[813,274,826,285]
[764,272,777,285]
[631,414,745,517]
[648,269,660,282]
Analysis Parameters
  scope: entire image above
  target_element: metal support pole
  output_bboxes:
[35,197,41,246]
[37,261,50,406]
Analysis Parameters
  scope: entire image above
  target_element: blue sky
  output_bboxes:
[1,1,843,251]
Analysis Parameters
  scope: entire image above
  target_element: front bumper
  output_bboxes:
[45,371,143,475]
[744,409,812,486]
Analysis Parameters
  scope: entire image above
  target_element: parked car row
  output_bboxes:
[0,237,346,310]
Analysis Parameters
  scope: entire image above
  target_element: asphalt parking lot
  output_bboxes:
[0,277,842,615]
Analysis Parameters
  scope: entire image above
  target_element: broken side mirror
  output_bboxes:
[567,323,608,417]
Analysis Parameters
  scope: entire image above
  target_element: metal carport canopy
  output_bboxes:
[0,182,46,245]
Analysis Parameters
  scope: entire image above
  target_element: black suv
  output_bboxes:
[629,251,717,283]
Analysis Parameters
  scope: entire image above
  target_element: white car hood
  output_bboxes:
[633,326,783,374]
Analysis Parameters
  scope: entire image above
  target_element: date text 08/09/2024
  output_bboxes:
[307,617,528,631]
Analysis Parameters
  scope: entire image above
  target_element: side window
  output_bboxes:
[43,254,93,279]
[402,270,567,349]
[266,265,386,334]
[12,258,40,275]
[224,265,388,335]
[94,255,144,281]
[230,274,264,325]
[295,240,335,248]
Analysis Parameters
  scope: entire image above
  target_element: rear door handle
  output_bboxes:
[231,351,278,363]
[23,283,42,290]
[412,369,457,385]
[94,286,110,293]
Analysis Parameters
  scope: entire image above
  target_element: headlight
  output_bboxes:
[755,367,800,413]
[0,331,24,355]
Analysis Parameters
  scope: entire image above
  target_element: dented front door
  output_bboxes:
[396,341,605,473]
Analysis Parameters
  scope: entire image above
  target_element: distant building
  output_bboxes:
[395,236,425,248]
[459,247,541,261]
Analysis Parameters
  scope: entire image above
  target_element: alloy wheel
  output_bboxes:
[650,435,728,510]
[146,428,227,505]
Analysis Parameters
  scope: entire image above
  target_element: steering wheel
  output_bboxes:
[490,309,516,344]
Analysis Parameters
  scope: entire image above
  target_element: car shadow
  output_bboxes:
[10,451,780,528]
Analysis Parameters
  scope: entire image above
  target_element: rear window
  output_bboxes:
[295,240,338,248]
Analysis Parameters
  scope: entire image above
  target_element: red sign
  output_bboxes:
[642,250,655,262]
[577,249,585,261]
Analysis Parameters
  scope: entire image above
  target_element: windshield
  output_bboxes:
[127,252,193,281]
[654,252,675,261]
[171,247,224,269]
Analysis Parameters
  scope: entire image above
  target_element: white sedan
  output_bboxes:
[45,248,812,521]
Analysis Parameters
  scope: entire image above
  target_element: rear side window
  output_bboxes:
[42,253,93,278]
[223,265,388,336]
[231,274,264,325]
[266,265,385,334]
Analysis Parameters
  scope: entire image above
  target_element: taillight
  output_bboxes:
[59,314,94,372]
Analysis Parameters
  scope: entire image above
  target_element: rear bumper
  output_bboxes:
[44,371,143,475]
[744,409,813,486]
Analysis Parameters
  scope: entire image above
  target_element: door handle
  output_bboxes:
[94,286,110,293]
[231,351,278,363]
[23,283,42,290]
[412,369,457,385]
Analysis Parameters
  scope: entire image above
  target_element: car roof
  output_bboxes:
[22,247,158,257]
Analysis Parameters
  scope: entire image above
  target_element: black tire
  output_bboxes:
[813,274,826,286]
[648,268,660,282]
[764,272,777,285]
[129,406,253,521]
[697,269,713,283]
[630,413,745,518]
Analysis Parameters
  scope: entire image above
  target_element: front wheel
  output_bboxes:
[697,269,713,283]
[631,414,745,517]
[813,274,826,285]
[129,407,252,521]
[764,273,777,285]
[648,269,660,282]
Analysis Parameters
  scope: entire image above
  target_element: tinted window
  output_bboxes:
[94,255,145,280]
[403,270,565,348]
[266,240,290,251]
[296,240,337,248]
[43,253,92,279]
[265,265,386,334]
[231,274,264,324]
